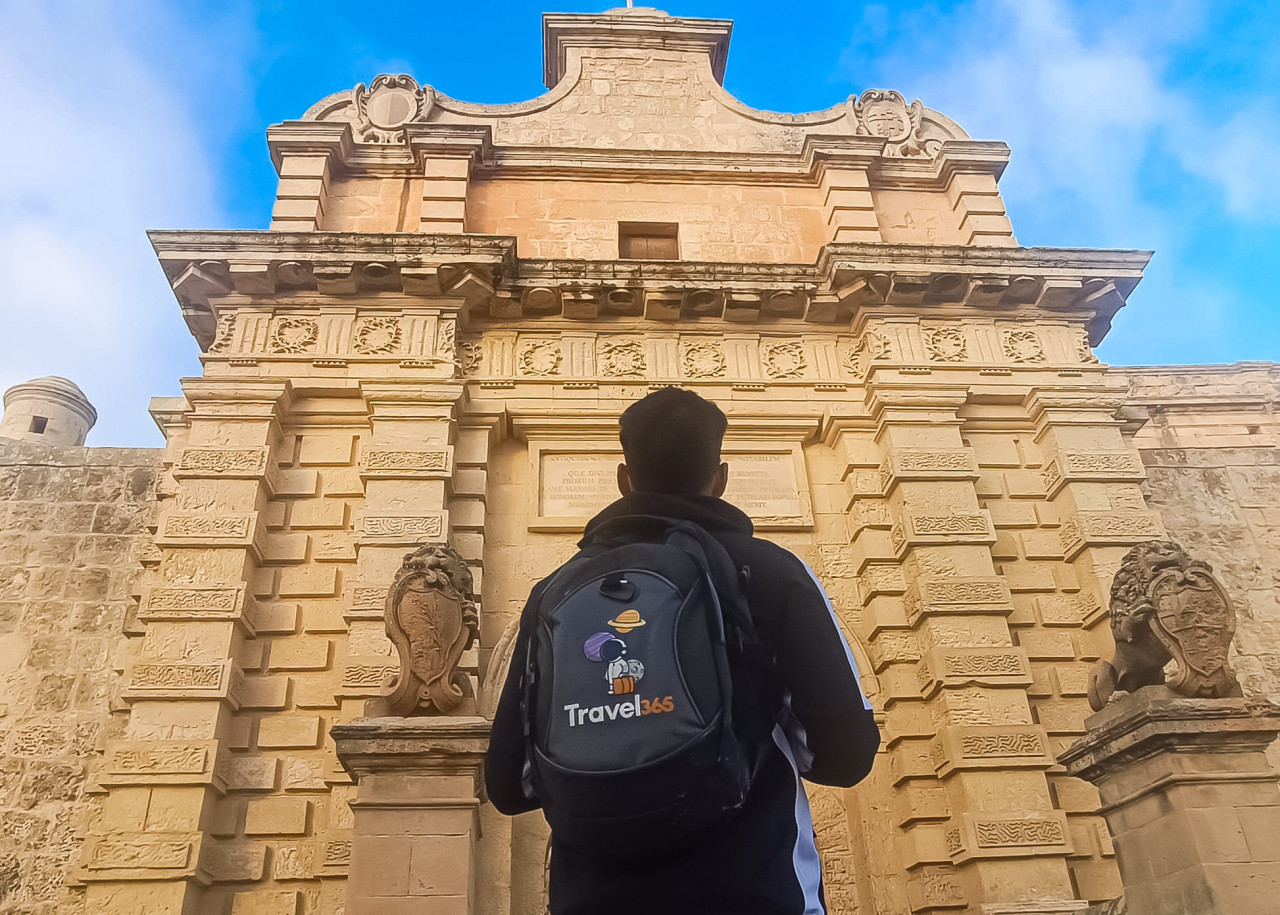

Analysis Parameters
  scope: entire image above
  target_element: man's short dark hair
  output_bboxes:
[619,387,727,494]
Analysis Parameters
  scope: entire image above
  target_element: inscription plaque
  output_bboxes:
[533,448,811,531]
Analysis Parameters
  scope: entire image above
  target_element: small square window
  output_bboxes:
[619,222,679,260]
[29,416,48,434]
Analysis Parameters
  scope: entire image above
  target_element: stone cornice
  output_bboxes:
[266,117,1010,189]
[149,231,1150,348]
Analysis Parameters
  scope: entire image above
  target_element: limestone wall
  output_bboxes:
[1123,364,1280,706]
[0,440,160,914]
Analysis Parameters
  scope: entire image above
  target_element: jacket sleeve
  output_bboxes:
[771,552,881,787]
[484,595,543,816]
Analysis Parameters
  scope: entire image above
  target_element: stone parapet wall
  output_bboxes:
[0,440,161,914]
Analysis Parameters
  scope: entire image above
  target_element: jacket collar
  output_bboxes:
[580,491,754,547]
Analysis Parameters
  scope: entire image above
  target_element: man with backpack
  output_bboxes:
[485,387,880,914]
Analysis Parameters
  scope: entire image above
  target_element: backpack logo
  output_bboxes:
[584,611,647,694]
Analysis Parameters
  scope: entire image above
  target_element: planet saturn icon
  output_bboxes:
[607,608,647,633]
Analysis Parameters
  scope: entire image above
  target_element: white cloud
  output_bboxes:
[0,0,253,446]
[835,0,1280,363]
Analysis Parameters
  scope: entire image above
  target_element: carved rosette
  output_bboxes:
[352,74,434,144]
[270,317,319,354]
[762,341,807,379]
[923,325,966,362]
[368,544,479,717]
[519,340,562,376]
[681,341,726,378]
[1088,540,1242,710]
[353,317,401,355]
[598,340,646,377]
[1001,329,1045,363]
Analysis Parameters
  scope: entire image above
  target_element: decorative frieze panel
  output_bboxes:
[81,834,202,880]
[931,725,1054,776]
[906,864,966,911]
[138,584,255,623]
[1042,450,1146,496]
[123,659,236,702]
[360,449,452,479]
[156,513,257,548]
[99,740,220,788]
[1060,511,1163,559]
[340,660,398,695]
[903,577,1014,627]
[358,513,447,545]
[879,449,978,493]
[173,447,270,479]
[944,812,1072,863]
[868,630,923,672]
[891,512,997,554]
[916,647,1032,698]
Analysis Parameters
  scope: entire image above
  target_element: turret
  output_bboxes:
[0,376,97,446]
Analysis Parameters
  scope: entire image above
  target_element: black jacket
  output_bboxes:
[485,491,880,914]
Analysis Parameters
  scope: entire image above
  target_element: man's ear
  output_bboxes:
[617,463,633,496]
[709,461,728,498]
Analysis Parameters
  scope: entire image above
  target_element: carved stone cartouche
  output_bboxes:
[1087,540,1242,711]
[368,543,479,717]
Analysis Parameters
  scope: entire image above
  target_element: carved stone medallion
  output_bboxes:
[270,317,318,354]
[519,340,562,376]
[367,543,479,717]
[353,317,401,355]
[762,341,807,379]
[923,325,966,362]
[1002,329,1045,363]
[353,74,434,144]
[681,341,726,378]
[598,340,646,377]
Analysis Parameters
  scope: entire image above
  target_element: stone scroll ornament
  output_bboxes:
[367,544,479,716]
[1087,540,1242,711]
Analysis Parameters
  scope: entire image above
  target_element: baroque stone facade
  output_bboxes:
[1,7,1278,915]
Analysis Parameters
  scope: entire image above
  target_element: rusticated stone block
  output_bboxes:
[257,716,323,749]
[244,797,311,836]
[231,889,303,915]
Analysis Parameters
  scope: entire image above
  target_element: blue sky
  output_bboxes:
[1,0,1277,445]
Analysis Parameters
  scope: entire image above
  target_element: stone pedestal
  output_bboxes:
[332,716,491,915]
[1060,688,1280,915]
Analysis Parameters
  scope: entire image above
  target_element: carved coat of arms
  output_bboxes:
[1087,540,1242,709]
[368,544,479,716]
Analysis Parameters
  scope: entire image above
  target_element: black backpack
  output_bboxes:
[520,515,774,857]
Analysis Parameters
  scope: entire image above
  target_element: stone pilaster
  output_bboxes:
[419,156,472,234]
[944,170,1015,247]
[271,154,331,231]
[340,381,470,721]
[1060,691,1280,915]
[861,384,1077,914]
[332,717,490,915]
[820,160,882,243]
[79,380,292,913]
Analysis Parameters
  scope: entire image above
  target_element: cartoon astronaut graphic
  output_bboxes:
[583,609,647,695]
